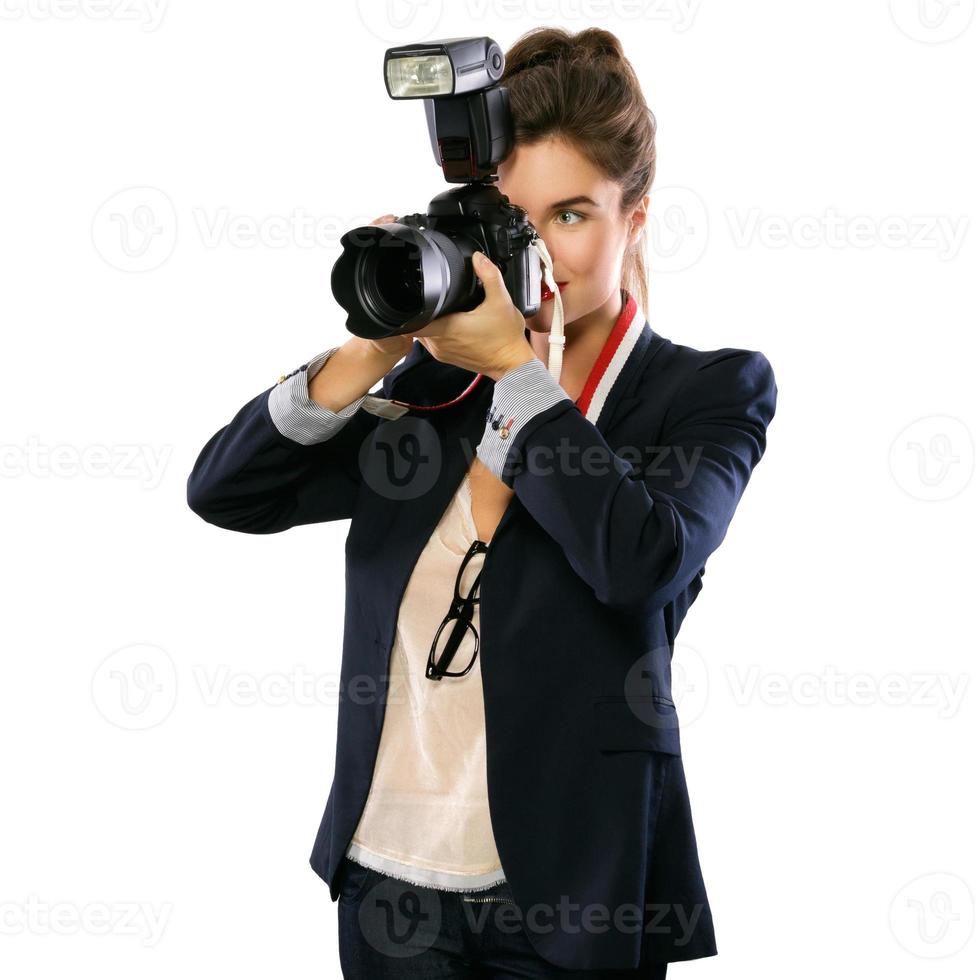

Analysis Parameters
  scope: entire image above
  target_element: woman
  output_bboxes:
[187,27,777,979]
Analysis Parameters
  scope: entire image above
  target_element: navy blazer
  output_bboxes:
[186,296,777,971]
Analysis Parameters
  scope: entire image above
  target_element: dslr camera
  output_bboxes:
[330,36,542,340]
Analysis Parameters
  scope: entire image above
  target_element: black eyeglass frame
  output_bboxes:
[426,539,488,681]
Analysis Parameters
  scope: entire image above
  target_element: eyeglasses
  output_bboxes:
[426,539,487,681]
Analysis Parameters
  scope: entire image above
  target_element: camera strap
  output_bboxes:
[529,235,566,382]
[358,238,566,422]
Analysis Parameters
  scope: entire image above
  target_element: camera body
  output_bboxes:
[330,37,542,339]
[332,182,541,340]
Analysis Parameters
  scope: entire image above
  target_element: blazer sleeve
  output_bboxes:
[475,349,778,612]
[186,348,381,533]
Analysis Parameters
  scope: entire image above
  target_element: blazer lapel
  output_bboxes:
[575,292,660,434]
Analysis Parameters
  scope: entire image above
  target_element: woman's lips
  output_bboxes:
[540,281,568,303]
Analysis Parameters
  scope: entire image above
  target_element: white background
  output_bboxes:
[1,1,978,977]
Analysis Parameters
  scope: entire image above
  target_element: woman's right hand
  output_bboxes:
[360,214,415,360]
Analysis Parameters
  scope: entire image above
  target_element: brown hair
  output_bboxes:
[501,27,657,315]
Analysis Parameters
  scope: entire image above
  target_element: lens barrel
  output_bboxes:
[331,222,473,339]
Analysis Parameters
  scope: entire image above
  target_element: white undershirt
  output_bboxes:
[345,471,507,892]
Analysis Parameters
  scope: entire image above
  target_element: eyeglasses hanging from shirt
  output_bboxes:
[426,539,487,680]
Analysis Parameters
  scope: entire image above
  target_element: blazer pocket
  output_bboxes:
[592,695,681,755]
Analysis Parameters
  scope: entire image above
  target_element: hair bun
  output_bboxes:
[572,28,625,63]
[504,26,625,76]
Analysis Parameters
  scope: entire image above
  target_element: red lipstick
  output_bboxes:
[540,280,568,303]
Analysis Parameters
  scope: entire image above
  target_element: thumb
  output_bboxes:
[472,251,507,302]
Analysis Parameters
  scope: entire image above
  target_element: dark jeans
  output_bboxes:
[337,857,669,979]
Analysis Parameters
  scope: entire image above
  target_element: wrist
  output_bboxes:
[485,343,537,382]
[347,336,405,361]
[348,336,407,367]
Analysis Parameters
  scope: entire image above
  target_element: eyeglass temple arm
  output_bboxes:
[431,607,474,677]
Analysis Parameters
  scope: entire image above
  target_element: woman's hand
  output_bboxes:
[414,251,536,381]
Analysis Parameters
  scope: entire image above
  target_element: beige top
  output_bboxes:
[345,470,507,892]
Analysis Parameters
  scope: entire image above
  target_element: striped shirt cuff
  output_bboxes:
[267,347,367,446]
[476,356,571,480]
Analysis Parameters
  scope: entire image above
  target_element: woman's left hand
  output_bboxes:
[413,251,536,381]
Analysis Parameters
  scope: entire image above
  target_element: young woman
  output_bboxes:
[187,27,777,980]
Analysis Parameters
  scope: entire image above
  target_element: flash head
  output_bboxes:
[329,36,542,340]
[383,36,511,182]
[383,37,504,99]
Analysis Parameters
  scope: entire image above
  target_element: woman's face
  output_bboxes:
[496,136,645,333]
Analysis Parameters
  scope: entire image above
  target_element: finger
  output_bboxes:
[472,251,508,304]
[370,213,397,225]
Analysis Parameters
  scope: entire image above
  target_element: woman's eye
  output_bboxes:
[555,210,584,226]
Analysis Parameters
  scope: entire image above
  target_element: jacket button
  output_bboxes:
[277,374,287,384]
[499,427,510,439]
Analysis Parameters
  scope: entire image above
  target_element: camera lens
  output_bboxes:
[358,239,423,325]
[332,223,472,339]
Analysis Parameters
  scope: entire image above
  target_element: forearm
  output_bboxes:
[476,351,777,611]
[308,337,404,411]
[188,339,404,532]
[187,383,377,533]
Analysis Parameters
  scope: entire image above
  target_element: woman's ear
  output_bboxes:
[627,194,650,247]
